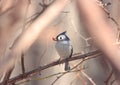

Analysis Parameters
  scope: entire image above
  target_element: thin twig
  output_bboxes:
[110,79,116,85]
[2,66,14,85]
[97,0,120,28]
[97,0,120,43]
[17,70,81,85]
[51,72,66,85]
[81,71,96,85]
[105,69,114,85]
[76,72,88,85]
[50,66,85,85]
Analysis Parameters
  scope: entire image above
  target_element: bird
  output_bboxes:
[53,31,73,71]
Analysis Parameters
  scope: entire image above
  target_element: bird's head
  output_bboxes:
[52,31,70,41]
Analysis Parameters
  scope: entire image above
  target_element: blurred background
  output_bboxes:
[0,0,120,85]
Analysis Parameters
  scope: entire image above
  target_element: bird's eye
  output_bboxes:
[58,35,66,40]
[60,37,62,39]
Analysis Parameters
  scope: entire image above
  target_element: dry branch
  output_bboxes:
[6,50,101,84]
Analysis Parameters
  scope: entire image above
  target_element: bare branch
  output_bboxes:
[6,50,100,84]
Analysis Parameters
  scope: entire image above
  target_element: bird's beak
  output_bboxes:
[52,37,57,41]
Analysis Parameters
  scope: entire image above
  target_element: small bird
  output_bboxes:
[53,31,73,71]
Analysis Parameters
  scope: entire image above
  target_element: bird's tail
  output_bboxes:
[65,60,70,71]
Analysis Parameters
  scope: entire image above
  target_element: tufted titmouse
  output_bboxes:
[53,31,73,71]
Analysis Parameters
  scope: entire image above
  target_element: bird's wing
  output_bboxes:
[69,45,73,58]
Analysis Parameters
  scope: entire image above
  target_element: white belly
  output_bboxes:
[55,41,71,59]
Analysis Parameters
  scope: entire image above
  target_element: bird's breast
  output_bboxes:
[55,41,71,59]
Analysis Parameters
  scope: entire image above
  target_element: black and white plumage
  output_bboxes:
[53,31,73,71]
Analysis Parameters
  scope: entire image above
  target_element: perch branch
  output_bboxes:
[6,50,101,84]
